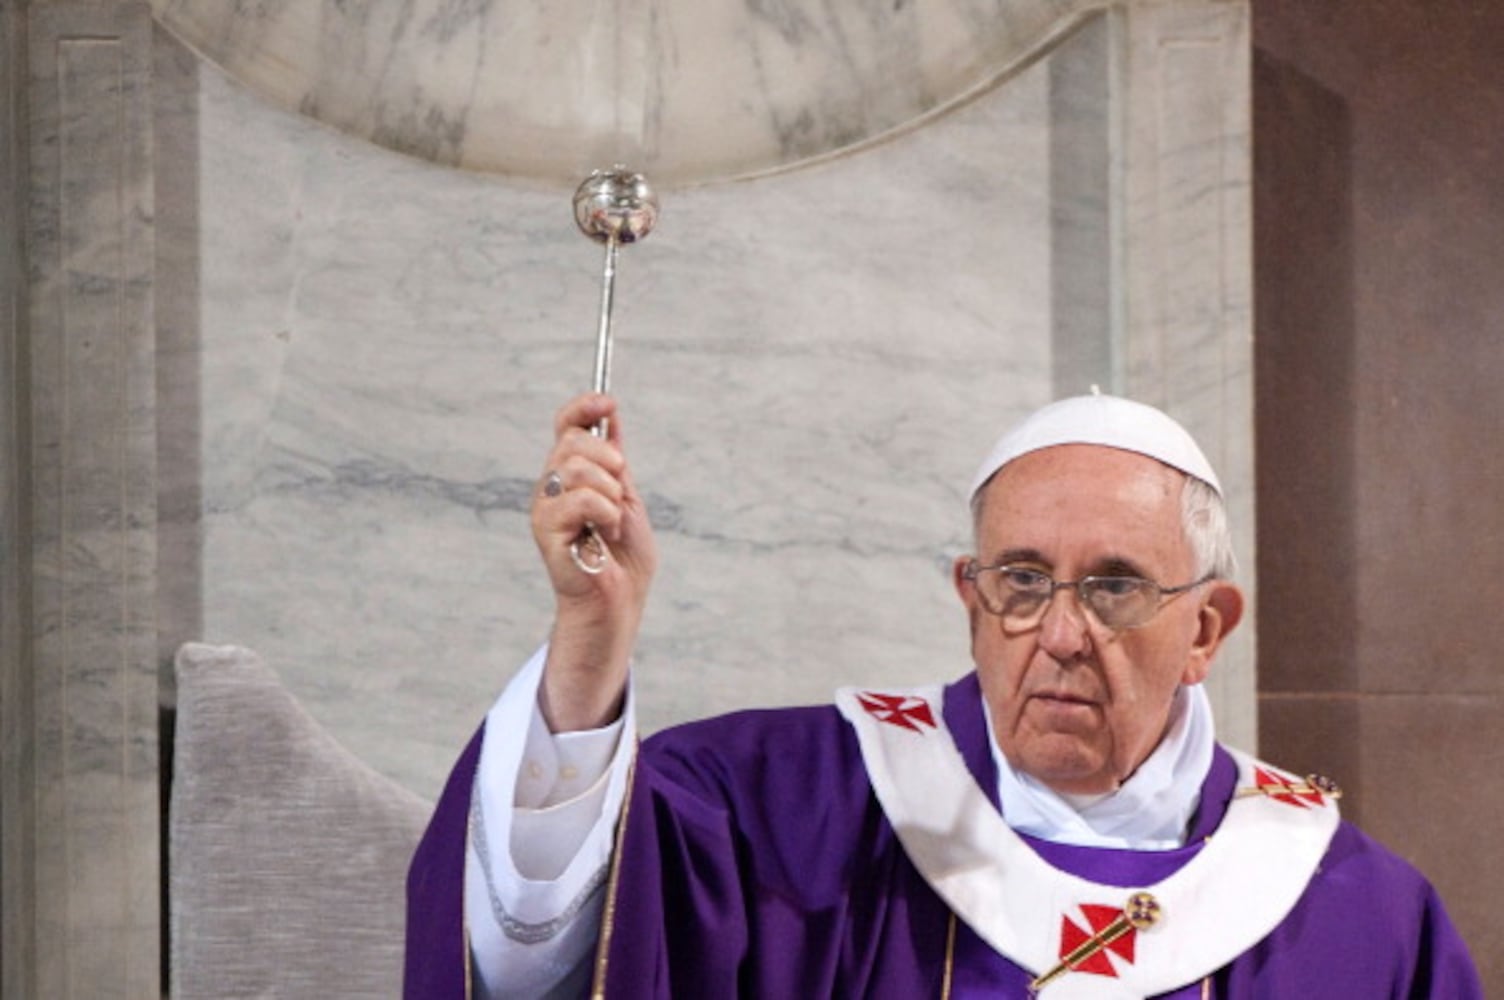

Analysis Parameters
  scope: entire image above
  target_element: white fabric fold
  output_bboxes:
[466,644,636,1000]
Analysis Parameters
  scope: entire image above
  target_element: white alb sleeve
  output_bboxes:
[465,645,637,999]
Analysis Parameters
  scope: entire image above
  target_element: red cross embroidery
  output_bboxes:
[1254,766,1330,809]
[856,692,936,732]
[1032,893,1160,991]
[1058,903,1139,978]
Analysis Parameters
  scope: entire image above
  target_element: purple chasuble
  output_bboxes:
[406,673,1481,998]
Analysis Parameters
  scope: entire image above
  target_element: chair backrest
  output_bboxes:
[170,642,431,999]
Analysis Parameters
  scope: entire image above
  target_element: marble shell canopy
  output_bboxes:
[150,0,1107,186]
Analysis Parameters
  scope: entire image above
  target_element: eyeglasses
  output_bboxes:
[961,561,1213,632]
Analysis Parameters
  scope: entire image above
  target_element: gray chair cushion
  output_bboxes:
[170,642,431,999]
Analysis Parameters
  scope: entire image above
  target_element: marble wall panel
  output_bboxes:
[24,4,159,998]
[149,2,1255,803]
[170,27,1075,799]
[154,21,203,686]
[1049,12,1113,395]
[159,3,1254,800]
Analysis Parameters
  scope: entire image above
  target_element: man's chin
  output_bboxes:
[1016,741,1115,796]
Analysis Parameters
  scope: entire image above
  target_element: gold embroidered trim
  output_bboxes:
[463,797,476,1000]
[590,745,640,999]
[1234,773,1342,801]
[941,911,957,999]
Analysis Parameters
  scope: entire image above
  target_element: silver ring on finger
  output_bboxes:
[543,470,564,498]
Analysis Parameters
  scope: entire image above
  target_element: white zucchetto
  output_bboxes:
[969,393,1222,503]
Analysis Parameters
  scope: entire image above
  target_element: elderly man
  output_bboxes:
[406,393,1480,998]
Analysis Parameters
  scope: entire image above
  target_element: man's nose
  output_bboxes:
[1037,586,1093,660]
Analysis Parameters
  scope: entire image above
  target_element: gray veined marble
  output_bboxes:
[153,4,1253,800]
[19,7,161,998]
[150,0,1106,184]
[178,19,1056,798]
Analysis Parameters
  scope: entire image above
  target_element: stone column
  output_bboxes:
[1118,0,1255,752]
[3,2,159,997]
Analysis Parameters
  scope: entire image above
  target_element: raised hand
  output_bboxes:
[530,393,658,731]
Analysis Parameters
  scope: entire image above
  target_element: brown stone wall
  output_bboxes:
[1254,0,1504,990]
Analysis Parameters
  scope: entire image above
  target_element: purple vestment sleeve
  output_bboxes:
[405,728,483,999]
[405,673,1484,998]
[597,703,952,998]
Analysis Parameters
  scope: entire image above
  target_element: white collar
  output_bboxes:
[988,685,1215,850]
[836,682,1339,995]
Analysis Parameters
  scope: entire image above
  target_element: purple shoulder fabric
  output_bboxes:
[405,676,1483,998]
[404,727,483,999]
[1214,819,1483,997]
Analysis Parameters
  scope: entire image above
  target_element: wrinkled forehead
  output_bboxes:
[969,394,1220,505]
[974,444,1197,571]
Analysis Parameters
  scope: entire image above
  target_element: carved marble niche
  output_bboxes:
[151,0,1253,795]
[4,0,1250,995]
[153,0,1140,185]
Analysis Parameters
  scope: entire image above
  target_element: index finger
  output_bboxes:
[554,393,617,438]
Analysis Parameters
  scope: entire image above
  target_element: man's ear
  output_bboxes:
[953,555,984,632]
[1181,581,1245,685]
[953,555,980,605]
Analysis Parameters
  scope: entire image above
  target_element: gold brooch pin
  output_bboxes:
[1030,891,1161,992]
[1236,770,1342,807]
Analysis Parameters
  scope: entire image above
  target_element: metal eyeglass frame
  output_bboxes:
[961,561,1214,631]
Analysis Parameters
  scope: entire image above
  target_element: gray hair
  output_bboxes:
[970,471,1237,581]
[1179,475,1237,580]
